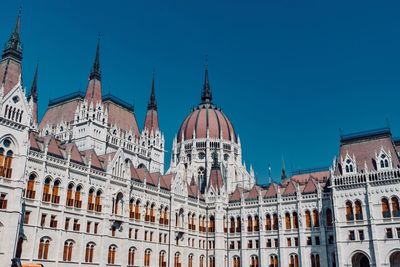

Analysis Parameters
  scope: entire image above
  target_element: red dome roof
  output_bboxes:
[178,104,236,143]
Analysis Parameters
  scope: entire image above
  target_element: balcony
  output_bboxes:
[51,195,60,204]
[42,193,51,202]
[25,190,35,199]
[346,214,354,221]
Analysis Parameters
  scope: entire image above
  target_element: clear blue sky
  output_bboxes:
[2,1,400,184]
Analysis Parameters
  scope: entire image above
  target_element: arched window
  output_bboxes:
[265,214,272,231]
[247,215,253,232]
[26,174,36,199]
[345,158,354,174]
[305,210,312,228]
[233,256,240,267]
[355,200,363,220]
[42,178,51,202]
[289,254,299,267]
[66,183,74,207]
[382,198,391,218]
[200,255,205,267]
[269,255,278,267]
[129,199,135,219]
[285,213,291,229]
[209,216,215,232]
[380,154,389,169]
[346,201,354,221]
[313,210,319,227]
[150,203,156,222]
[145,202,150,222]
[254,215,259,231]
[88,189,95,211]
[74,185,82,208]
[85,243,95,263]
[128,247,136,266]
[198,167,205,188]
[38,238,50,260]
[95,190,102,212]
[209,256,215,267]
[230,217,236,233]
[108,245,117,264]
[292,212,298,229]
[311,254,320,267]
[174,252,181,267]
[52,180,60,204]
[135,200,141,220]
[188,254,193,267]
[2,147,13,178]
[326,208,333,227]
[63,240,74,262]
[159,251,166,267]
[114,192,123,215]
[250,255,259,267]
[273,214,278,230]
[144,249,151,266]
[191,214,196,231]
[236,217,241,232]
[392,197,400,217]
[164,207,169,225]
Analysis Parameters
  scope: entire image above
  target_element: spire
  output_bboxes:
[281,157,287,180]
[85,38,102,105]
[89,36,101,81]
[29,63,39,125]
[201,62,212,104]
[29,63,38,102]
[147,71,157,110]
[2,8,23,61]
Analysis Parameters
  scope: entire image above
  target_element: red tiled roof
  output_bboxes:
[208,168,224,191]
[178,105,236,143]
[336,132,400,174]
[65,143,84,164]
[246,185,260,200]
[84,78,102,106]
[229,186,243,202]
[302,177,317,194]
[283,180,297,196]
[45,136,64,158]
[105,100,140,136]
[264,183,278,197]
[39,98,81,130]
[144,109,159,132]
[0,58,21,97]
[81,149,103,170]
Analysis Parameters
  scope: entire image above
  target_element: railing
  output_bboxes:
[95,204,102,212]
[42,193,51,202]
[346,214,354,221]
[51,195,60,204]
[26,190,35,199]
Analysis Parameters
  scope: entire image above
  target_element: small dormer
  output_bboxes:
[376,147,392,170]
[342,153,356,174]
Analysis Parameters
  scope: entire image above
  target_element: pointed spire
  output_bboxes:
[147,71,157,110]
[201,59,212,104]
[2,7,23,61]
[29,62,39,102]
[89,36,101,81]
[281,157,287,180]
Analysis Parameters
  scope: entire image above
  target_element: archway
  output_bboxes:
[390,251,400,267]
[352,252,370,267]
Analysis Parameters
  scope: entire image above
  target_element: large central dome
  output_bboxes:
[177,67,237,143]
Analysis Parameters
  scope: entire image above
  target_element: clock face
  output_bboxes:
[198,152,205,160]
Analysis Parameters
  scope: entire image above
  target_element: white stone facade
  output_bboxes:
[0,13,400,267]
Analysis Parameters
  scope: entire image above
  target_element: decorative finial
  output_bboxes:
[201,56,212,104]
[147,70,157,110]
[89,35,101,81]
